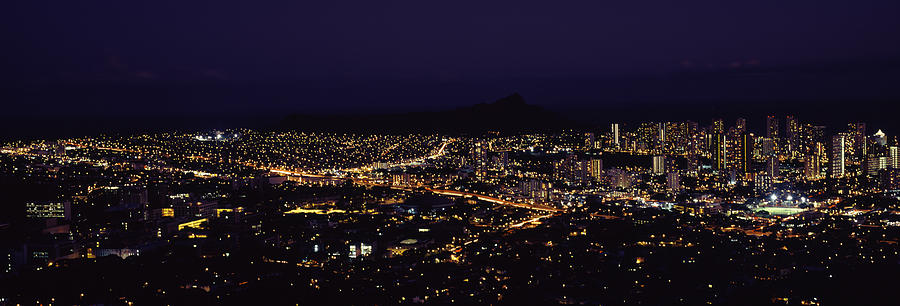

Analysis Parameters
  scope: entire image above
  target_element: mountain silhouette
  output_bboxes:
[280,93,576,134]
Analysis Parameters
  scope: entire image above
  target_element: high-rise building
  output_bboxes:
[854,123,867,161]
[25,201,71,219]
[472,141,490,173]
[497,151,509,172]
[755,174,774,193]
[727,132,752,173]
[766,115,780,156]
[520,179,551,201]
[555,154,589,184]
[805,142,824,179]
[667,172,681,192]
[867,155,889,176]
[785,115,799,158]
[652,155,666,175]
[711,133,727,171]
[735,118,747,133]
[891,146,899,169]
[686,155,699,174]
[608,169,632,189]
[766,115,779,139]
[611,124,620,148]
[590,159,603,180]
[657,122,667,144]
[875,130,887,146]
[766,155,780,178]
[761,137,775,157]
[832,134,847,178]
[712,119,725,135]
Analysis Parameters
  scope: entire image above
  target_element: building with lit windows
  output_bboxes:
[652,155,666,175]
[25,201,71,219]
[832,134,847,178]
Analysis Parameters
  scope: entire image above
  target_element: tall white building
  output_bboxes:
[832,134,847,178]
[590,159,603,180]
[652,155,666,175]
[611,124,620,147]
[890,146,899,169]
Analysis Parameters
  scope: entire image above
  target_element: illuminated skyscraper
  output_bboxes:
[767,115,779,156]
[712,118,725,135]
[712,133,727,171]
[611,124,620,148]
[735,118,747,133]
[832,134,847,178]
[854,122,867,161]
[584,132,595,149]
[590,159,603,180]
[726,131,751,174]
[657,122,666,144]
[766,115,779,139]
[874,129,887,146]
[652,155,666,175]
[785,115,799,158]
[767,155,779,178]
[555,154,589,184]
[667,172,681,192]
[867,155,889,176]
[805,142,824,179]
[761,137,775,156]
[891,146,899,169]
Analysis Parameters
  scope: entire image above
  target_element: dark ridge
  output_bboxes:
[279,93,579,134]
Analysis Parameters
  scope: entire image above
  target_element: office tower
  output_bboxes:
[687,121,699,153]
[804,125,826,153]
[686,155,699,174]
[667,172,681,192]
[608,169,632,189]
[611,124,620,148]
[520,179,551,201]
[767,115,779,156]
[658,122,666,144]
[767,155,779,178]
[665,122,689,152]
[810,125,826,143]
[761,138,775,156]
[712,118,725,135]
[712,133,727,171]
[652,155,666,175]
[867,155,889,176]
[498,151,509,172]
[891,146,899,169]
[854,123,867,161]
[785,115,799,157]
[735,118,747,133]
[590,159,603,180]
[805,142,824,179]
[755,174,774,193]
[472,141,491,175]
[555,154,589,184]
[875,129,887,146]
[832,134,847,178]
[766,115,779,139]
[25,201,71,219]
[726,132,752,174]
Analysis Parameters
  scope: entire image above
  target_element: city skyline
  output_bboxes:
[4,1,900,304]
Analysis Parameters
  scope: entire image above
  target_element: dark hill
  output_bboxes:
[279,93,577,134]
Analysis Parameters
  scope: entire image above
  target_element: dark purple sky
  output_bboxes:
[3,0,900,118]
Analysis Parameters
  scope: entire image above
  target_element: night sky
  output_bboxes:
[3,1,900,136]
